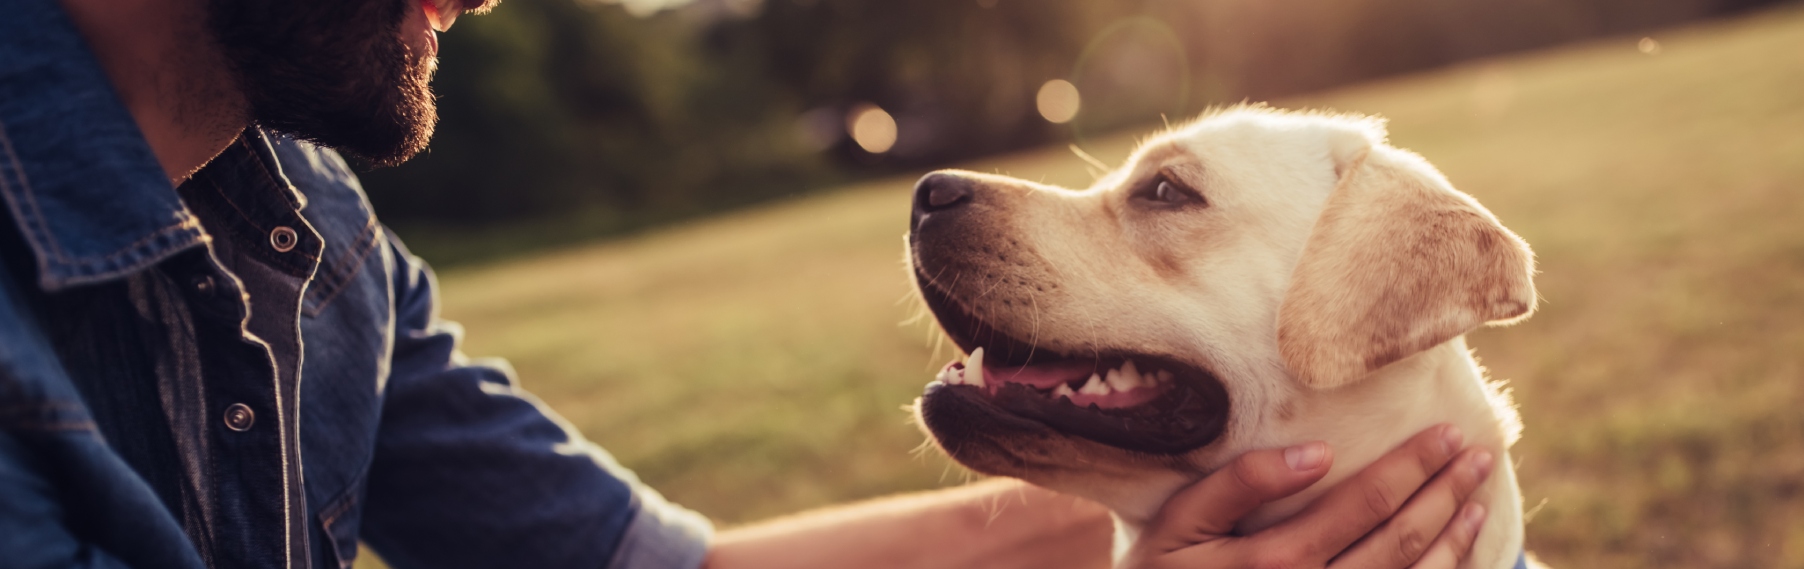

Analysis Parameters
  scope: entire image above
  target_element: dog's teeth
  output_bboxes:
[1079,373,1110,395]
[1053,383,1075,399]
[1155,370,1173,384]
[1109,360,1142,391]
[938,365,959,385]
[1104,368,1131,392]
[965,348,986,388]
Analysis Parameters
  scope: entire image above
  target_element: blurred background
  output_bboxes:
[356,0,1804,567]
[366,0,1787,264]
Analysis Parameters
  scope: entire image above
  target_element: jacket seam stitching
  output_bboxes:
[205,174,319,264]
[305,221,380,316]
[0,118,206,281]
[0,118,71,262]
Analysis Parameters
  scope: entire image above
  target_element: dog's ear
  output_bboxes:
[1278,136,1536,389]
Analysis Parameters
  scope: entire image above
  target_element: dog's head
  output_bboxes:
[906,107,1536,523]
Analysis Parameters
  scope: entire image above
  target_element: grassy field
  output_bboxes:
[365,6,1804,568]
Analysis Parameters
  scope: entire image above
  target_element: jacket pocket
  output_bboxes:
[317,478,365,569]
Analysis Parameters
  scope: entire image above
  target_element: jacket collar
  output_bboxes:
[0,0,206,291]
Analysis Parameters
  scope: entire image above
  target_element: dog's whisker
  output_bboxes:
[936,447,971,484]
[1523,497,1550,523]
[1069,144,1111,177]
[982,490,1008,528]
[1024,292,1043,364]
[907,430,939,461]
[927,328,950,368]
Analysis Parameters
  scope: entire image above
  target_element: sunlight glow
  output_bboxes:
[1036,79,1082,124]
[595,0,702,18]
[848,104,897,154]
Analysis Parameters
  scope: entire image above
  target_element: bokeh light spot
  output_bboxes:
[1638,37,1663,54]
[1036,79,1082,124]
[847,104,897,154]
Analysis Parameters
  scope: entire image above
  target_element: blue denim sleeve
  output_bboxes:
[0,429,136,569]
[358,232,712,569]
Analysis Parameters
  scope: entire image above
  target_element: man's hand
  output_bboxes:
[1121,425,1494,569]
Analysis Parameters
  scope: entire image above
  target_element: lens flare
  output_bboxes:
[1036,80,1081,124]
[847,104,897,154]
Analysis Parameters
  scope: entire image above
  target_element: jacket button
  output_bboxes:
[224,403,255,431]
[269,226,298,252]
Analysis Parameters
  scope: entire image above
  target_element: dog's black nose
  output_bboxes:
[918,172,972,210]
[911,172,973,230]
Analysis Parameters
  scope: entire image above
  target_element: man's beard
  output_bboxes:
[207,0,436,167]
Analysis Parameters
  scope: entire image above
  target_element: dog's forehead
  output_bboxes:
[1136,109,1383,163]
[1100,110,1382,208]
[1149,114,1332,163]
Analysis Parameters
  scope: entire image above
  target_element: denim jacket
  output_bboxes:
[0,1,712,567]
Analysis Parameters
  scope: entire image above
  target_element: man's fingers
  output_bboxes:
[1260,424,1464,563]
[1142,441,1334,552]
[1328,448,1494,568]
[1409,503,1488,569]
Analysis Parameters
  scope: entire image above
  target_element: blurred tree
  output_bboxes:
[707,0,1133,164]
[356,0,1793,262]
[360,0,828,233]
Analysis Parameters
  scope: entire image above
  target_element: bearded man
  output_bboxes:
[0,0,1491,567]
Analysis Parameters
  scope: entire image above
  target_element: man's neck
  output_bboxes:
[58,0,248,185]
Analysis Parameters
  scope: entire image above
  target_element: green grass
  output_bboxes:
[363,6,1804,568]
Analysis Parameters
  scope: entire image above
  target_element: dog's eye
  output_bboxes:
[1133,176,1204,208]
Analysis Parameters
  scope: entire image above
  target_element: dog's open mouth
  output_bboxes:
[915,270,1229,455]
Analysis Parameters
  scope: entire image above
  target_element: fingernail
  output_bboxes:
[1285,441,1327,471]
[1440,425,1464,454]
[1462,503,1488,532]
[1470,450,1495,477]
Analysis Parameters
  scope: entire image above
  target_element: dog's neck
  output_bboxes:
[1111,337,1526,569]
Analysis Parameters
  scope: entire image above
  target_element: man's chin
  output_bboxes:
[342,60,439,167]
[254,65,437,168]
[328,110,436,168]
[260,101,435,168]
[211,0,437,167]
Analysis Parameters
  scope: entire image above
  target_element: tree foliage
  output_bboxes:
[358,0,1788,260]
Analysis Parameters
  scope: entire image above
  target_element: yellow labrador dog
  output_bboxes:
[906,106,1537,569]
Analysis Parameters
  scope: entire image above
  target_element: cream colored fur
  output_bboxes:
[907,106,1544,569]
[1279,140,1536,389]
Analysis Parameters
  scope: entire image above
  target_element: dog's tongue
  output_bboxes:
[939,355,1089,389]
[984,360,1094,389]
[942,346,1093,389]
[936,347,1178,410]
